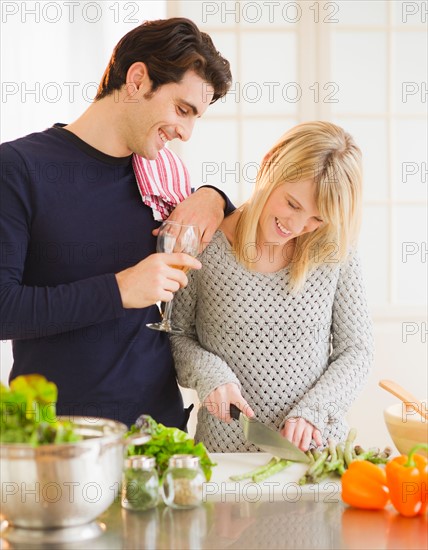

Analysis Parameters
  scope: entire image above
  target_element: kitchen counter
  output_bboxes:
[1,453,427,549]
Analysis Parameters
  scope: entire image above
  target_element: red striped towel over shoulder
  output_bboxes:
[132,147,191,221]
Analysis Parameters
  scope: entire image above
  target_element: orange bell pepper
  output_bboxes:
[385,444,428,518]
[341,460,390,510]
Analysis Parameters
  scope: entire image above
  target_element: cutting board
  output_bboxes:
[204,453,342,503]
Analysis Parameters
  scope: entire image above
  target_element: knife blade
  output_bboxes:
[230,404,310,463]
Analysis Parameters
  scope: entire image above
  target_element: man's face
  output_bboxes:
[123,70,214,159]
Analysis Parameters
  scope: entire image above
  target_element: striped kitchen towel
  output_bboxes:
[132,147,191,221]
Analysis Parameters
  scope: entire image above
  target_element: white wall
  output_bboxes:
[347,318,427,448]
[1,1,166,142]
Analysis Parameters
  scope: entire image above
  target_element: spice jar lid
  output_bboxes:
[168,454,200,469]
[125,455,156,470]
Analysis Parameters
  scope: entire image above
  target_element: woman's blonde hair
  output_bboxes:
[234,121,363,291]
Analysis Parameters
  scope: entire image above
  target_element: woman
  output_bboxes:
[170,121,373,452]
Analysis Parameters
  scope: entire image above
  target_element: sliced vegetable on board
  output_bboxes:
[229,457,292,483]
[229,428,392,485]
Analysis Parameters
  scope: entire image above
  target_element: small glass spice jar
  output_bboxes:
[161,454,205,510]
[121,455,159,511]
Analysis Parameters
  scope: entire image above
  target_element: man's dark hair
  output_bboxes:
[95,18,232,103]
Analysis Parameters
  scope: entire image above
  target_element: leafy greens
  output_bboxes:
[126,415,216,481]
[0,374,81,445]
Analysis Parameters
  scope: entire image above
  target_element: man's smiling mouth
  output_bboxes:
[159,129,169,143]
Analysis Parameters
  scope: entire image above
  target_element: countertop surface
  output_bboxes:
[1,453,427,549]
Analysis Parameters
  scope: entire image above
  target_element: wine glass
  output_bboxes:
[146,221,200,334]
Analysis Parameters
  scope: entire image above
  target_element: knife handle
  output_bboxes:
[230,404,241,421]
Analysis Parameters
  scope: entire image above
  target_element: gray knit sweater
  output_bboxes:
[171,231,373,452]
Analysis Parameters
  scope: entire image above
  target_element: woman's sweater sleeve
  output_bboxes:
[170,269,241,404]
[283,252,374,434]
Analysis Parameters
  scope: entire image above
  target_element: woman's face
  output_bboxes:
[258,179,324,245]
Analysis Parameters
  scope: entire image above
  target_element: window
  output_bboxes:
[169,0,427,313]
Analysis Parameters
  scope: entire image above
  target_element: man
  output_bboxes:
[0,18,233,428]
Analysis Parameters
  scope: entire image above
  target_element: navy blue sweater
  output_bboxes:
[0,126,232,428]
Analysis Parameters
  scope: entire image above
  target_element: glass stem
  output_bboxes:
[162,299,174,328]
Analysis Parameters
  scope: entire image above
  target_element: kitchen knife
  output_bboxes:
[230,404,310,463]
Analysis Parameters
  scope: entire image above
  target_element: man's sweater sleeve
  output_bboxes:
[197,185,236,216]
[170,269,241,404]
[282,252,374,434]
[0,143,125,340]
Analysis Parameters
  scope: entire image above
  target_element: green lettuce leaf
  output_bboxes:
[1,375,80,445]
[126,417,216,481]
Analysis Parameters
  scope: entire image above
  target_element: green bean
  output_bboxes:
[305,449,329,482]
[311,448,321,461]
[344,428,357,467]
[306,450,315,464]
[336,443,345,465]
[308,449,329,475]
[229,457,278,481]
[328,439,337,462]
[253,459,291,483]
[231,429,392,487]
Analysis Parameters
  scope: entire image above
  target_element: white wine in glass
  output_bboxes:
[146,221,200,334]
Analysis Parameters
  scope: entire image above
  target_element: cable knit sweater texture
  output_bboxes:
[171,231,374,452]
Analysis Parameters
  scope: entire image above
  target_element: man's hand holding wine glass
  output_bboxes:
[115,250,201,310]
[146,221,200,333]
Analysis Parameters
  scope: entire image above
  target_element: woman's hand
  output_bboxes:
[280,417,322,452]
[203,383,255,423]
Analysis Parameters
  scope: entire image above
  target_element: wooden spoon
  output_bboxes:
[379,379,428,420]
